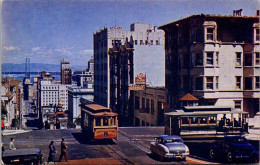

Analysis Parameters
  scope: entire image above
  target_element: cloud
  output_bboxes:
[79,49,93,55]
[55,48,72,55]
[3,46,19,51]
[31,47,41,51]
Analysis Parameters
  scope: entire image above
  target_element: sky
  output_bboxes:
[1,0,259,68]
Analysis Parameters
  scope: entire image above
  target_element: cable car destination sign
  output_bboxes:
[129,73,146,90]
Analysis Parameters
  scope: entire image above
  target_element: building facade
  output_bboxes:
[134,87,166,126]
[61,59,72,85]
[94,23,165,117]
[159,12,260,117]
[67,86,94,127]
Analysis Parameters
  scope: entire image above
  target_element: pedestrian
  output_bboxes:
[47,141,56,163]
[9,138,16,150]
[2,143,5,157]
[58,137,68,162]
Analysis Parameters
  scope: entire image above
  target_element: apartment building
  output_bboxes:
[94,23,165,110]
[159,11,259,117]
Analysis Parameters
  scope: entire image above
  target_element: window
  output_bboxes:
[216,76,219,89]
[134,40,137,45]
[95,117,101,126]
[150,40,153,45]
[206,27,214,40]
[255,52,260,66]
[196,77,203,90]
[135,96,140,110]
[206,52,214,65]
[236,52,242,66]
[103,117,108,126]
[191,28,203,42]
[156,40,159,45]
[234,100,242,110]
[206,77,214,89]
[195,53,203,66]
[244,53,252,66]
[256,77,260,89]
[256,28,260,41]
[151,100,154,115]
[145,40,148,45]
[140,40,143,45]
[245,77,252,90]
[216,52,219,66]
[142,98,145,108]
[146,99,150,113]
[236,76,241,89]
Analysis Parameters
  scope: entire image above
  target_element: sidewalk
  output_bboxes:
[2,129,32,136]
[45,158,121,165]
[245,129,260,141]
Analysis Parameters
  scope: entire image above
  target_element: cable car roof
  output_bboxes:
[165,110,248,116]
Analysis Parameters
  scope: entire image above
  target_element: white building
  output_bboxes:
[67,86,94,127]
[94,23,165,108]
[40,80,71,111]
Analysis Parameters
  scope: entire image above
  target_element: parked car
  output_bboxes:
[150,135,189,160]
[209,136,258,163]
[3,148,43,164]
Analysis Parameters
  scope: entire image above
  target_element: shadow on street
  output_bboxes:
[72,132,115,145]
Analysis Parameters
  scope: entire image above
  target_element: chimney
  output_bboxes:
[257,10,260,16]
[233,9,243,16]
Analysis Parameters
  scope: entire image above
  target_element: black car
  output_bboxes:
[209,136,258,163]
[3,148,43,164]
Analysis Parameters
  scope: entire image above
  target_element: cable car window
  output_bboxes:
[96,117,101,126]
[200,117,207,124]
[110,117,115,126]
[209,117,216,123]
[103,117,109,126]
[191,117,198,124]
[182,118,189,124]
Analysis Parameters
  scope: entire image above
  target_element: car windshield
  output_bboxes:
[164,139,183,143]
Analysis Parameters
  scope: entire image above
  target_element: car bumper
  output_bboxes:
[165,153,189,158]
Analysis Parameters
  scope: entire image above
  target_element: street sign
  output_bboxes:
[129,84,145,90]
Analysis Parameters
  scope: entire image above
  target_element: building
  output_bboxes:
[94,23,165,124]
[40,80,70,113]
[108,43,134,125]
[159,11,259,118]
[23,77,33,101]
[73,58,94,89]
[67,86,94,127]
[1,78,23,128]
[133,87,166,126]
[61,59,72,85]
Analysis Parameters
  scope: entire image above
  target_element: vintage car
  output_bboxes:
[150,135,189,160]
[2,148,43,164]
[209,136,258,163]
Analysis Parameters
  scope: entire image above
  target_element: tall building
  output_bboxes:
[40,80,71,116]
[94,23,165,113]
[159,11,259,118]
[61,59,72,84]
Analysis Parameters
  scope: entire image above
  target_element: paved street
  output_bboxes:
[1,127,237,164]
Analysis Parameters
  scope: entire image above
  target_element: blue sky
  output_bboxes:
[2,0,259,68]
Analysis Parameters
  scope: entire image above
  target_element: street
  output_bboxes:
[2,127,246,164]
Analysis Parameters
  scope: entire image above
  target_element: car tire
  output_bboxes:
[209,149,216,159]
[227,151,233,163]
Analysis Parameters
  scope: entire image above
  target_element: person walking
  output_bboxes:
[58,137,68,162]
[47,141,56,163]
[9,138,16,150]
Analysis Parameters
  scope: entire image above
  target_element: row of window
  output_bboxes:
[193,76,260,90]
[42,86,59,90]
[175,26,259,43]
[135,96,164,115]
[191,52,260,67]
[134,40,160,46]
